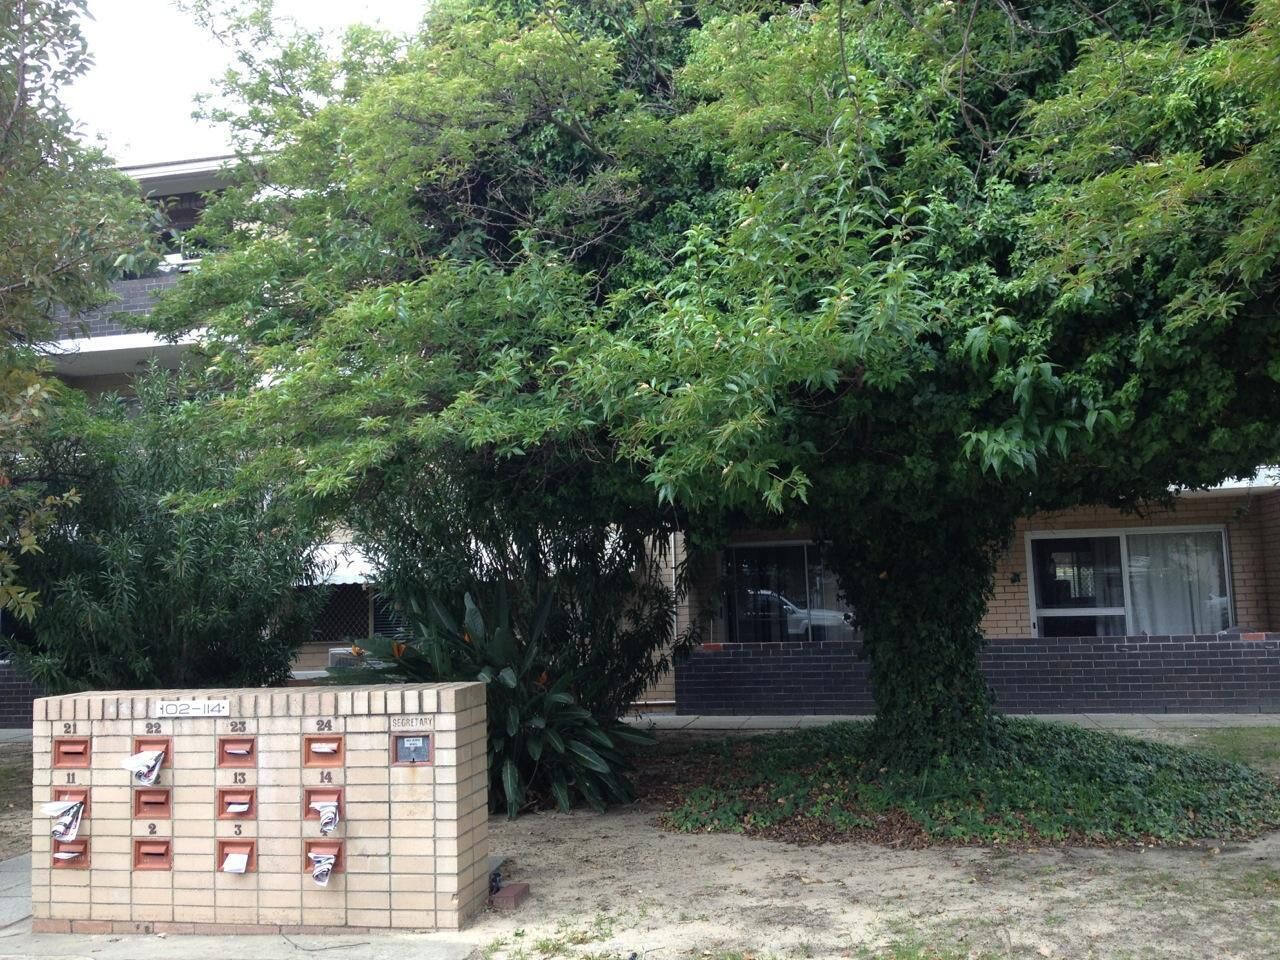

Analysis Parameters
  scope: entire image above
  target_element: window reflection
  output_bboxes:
[724,545,856,642]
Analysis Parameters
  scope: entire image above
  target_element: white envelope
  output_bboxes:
[221,852,249,874]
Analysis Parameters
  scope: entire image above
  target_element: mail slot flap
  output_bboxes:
[132,787,172,819]
[52,839,89,868]
[132,838,172,870]
[216,787,257,819]
[303,839,344,873]
[302,788,342,819]
[53,738,91,768]
[302,734,344,766]
[53,787,90,818]
[216,839,256,873]
[217,736,256,767]
[132,736,171,757]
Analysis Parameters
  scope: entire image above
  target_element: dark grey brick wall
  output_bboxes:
[676,640,873,715]
[0,661,41,728]
[55,273,182,340]
[675,633,1280,715]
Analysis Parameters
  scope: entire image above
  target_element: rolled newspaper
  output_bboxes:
[308,852,336,887]
[40,800,84,842]
[309,800,340,836]
[121,749,165,786]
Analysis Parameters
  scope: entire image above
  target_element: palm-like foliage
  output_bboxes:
[348,586,653,817]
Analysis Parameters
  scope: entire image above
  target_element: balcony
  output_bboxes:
[51,262,199,387]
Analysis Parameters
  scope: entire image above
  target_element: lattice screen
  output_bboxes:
[312,584,371,644]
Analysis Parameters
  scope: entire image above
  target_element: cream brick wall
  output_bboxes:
[982,492,1275,638]
[1258,491,1280,634]
[31,683,488,935]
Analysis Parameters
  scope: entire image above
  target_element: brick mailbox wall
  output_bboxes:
[31,683,489,935]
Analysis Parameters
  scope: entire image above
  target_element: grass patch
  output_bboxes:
[649,718,1280,845]
[1179,727,1280,774]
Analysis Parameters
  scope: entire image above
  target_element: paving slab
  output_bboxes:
[0,920,479,959]
[626,713,1280,734]
[0,855,29,930]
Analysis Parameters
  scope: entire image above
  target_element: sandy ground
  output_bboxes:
[3,727,1277,958]
[0,740,31,862]
[467,803,1280,960]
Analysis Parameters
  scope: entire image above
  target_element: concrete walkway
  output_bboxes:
[625,712,1280,732]
[0,923,478,959]
[0,855,29,930]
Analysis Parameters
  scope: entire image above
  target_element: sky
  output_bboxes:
[64,0,431,167]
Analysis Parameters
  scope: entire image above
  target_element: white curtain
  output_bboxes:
[1127,532,1230,635]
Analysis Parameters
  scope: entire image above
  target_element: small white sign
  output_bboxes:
[152,699,230,718]
[389,715,435,730]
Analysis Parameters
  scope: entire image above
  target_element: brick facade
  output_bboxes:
[676,632,1280,715]
[0,661,41,727]
[982,491,1280,638]
[55,273,182,340]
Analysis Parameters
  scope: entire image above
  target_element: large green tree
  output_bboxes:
[1,0,155,619]
[156,0,1280,764]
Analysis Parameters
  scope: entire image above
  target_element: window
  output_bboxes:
[1028,528,1231,637]
[724,544,856,642]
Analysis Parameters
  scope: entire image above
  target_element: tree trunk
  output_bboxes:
[824,509,1014,768]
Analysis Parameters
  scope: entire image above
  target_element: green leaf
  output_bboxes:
[549,774,571,812]
[608,725,656,747]
[567,740,611,774]
[501,759,522,819]
[463,592,486,644]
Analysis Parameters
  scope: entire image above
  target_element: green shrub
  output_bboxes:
[658,718,1280,844]
[1,373,325,692]
[342,586,653,817]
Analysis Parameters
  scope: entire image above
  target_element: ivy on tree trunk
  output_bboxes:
[827,513,1012,766]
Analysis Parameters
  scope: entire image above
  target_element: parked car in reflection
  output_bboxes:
[739,589,854,640]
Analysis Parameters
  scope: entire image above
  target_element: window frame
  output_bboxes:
[722,540,849,643]
[1024,525,1233,637]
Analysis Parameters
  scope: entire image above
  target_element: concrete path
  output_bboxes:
[0,922,478,959]
[0,856,29,931]
[625,712,1280,732]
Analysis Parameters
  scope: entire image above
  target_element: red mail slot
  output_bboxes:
[216,737,256,768]
[132,838,172,870]
[53,738,91,769]
[302,788,342,820]
[303,839,343,873]
[132,736,172,759]
[52,839,89,869]
[216,839,256,873]
[216,788,256,819]
[132,788,171,820]
[302,735,344,767]
[52,787,90,818]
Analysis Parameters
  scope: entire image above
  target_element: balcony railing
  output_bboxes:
[55,259,196,341]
